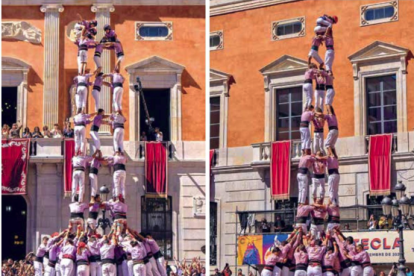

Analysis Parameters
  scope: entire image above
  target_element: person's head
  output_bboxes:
[316,150,323,157]
[141,131,146,136]
[66,238,74,245]
[7,259,13,265]
[356,244,363,253]
[346,236,354,245]
[317,198,323,205]
[119,194,125,203]
[74,194,79,202]
[145,233,152,239]
[77,108,82,114]
[42,125,48,132]
[297,244,306,252]
[34,126,40,133]
[130,240,138,247]
[86,32,94,39]
[104,24,111,33]
[315,239,322,247]
[155,127,160,133]
[53,124,60,130]
[327,246,334,254]
[370,214,375,220]
[24,127,30,133]
[276,216,281,221]
[138,232,146,242]
[344,224,350,230]
[281,240,288,246]
[214,268,219,274]
[309,63,317,69]
[94,194,101,202]
[315,107,323,113]
[261,218,267,223]
[88,28,97,36]
[89,235,97,243]
[98,108,105,116]
[272,247,281,256]
[114,67,120,73]
[11,123,18,129]
[90,20,97,27]
[238,269,242,274]
[97,72,104,78]
[406,268,411,273]
[202,267,206,274]
[42,236,49,246]
[2,124,10,131]
[379,271,386,276]
[330,15,338,24]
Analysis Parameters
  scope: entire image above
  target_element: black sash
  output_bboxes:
[114,212,127,219]
[362,262,371,268]
[90,167,99,175]
[143,256,149,264]
[133,260,145,265]
[94,51,102,57]
[102,258,115,264]
[326,85,333,89]
[88,255,101,263]
[264,265,274,271]
[70,212,84,219]
[35,257,44,263]
[153,251,163,259]
[74,166,85,171]
[75,123,86,127]
[328,169,339,175]
[309,260,322,266]
[313,173,325,179]
[327,45,334,50]
[48,260,57,268]
[114,164,126,171]
[89,211,99,219]
[114,123,124,129]
[311,218,324,225]
[351,261,361,266]
[300,121,310,127]
[117,52,125,58]
[316,84,326,90]
[314,128,324,133]
[276,262,284,269]
[340,259,351,269]
[328,215,340,223]
[79,45,88,51]
[329,126,338,130]
[296,216,307,223]
[323,265,334,272]
[311,45,319,51]
[114,82,123,88]
[298,167,308,174]
[296,264,308,271]
[304,79,313,84]
[93,86,101,91]
[78,82,88,87]
[91,125,99,132]
[77,260,89,266]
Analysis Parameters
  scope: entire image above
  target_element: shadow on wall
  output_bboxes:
[27,67,43,93]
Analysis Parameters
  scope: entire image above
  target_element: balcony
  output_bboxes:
[25,138,205,162]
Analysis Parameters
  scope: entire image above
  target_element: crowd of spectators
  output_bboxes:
[2,121,74,140]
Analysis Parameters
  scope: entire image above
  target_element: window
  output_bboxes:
[276,87,302,141]
[360,1,398,26]
[366,194,395,230]
[210,202,218,265]
[139,26,169,37]
[2,87,18,127]
[272,17,305,41]
[210,31,223,51]
[135,22,173,41]
[210,97,220,149]
[141,197,173,259]
[366,75,397,135]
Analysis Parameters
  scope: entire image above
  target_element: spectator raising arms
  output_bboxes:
[367,214,378,230]
[9,122,22,138]
[2,124,10,139]
[42,125,51,138]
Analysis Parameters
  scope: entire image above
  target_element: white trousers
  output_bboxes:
[362,266,374,276]
[303,83,313,107]
[261,268,273,276]
[341,268,351,276]
[75,86,88,110]
[44,257,49,270]
[325,88,335,105]
[350,265,362,276]
[313,132,325,154]
[60,259,74,276]
[77,51,87,74]
[56,263,61,276]
[281,266,290,276]
[72,170,85,202]
[74,125,86,154]
[69,217,85,231]
[113,87,124,111]
[325,49,335,72]
[273,266,282,276]
[314,89,325,109]
[312,177,326,200]
[92,90,100,112]
[325,129,338,149]
[327,222,340,235]
[133,263,146,276]
[128,260,134,276]
[77,265,90,276]
[94,56,102,69]
[307,265,322,276]
[295,223,308,234]
[90,130,101,151]
[113,128,125,152]
[113,170,126,198]
[145,261,154,276]
[34,260,43,276]
[328,173,340,205]
[155,257,167,276]
[101,263,116,276]
[148,257,161,276]
[314,25,328,35]
[90,262,101,276]
[300,127,311,150]
[89,172,99,197]
[323,272,335,276]
[310,224,324,239]
[45,265,56,276]
[294,270,307,276]
[86,218,98,231]
[308,49,324,64]
[297,173,309,204]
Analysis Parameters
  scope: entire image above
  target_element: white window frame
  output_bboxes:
[2,57,30,128]
[210,69,231,149]
[259,55,307,142]
[360,0,398,27]
[135,21,173,41]
[272,17,305,41]
[348,41,408,137]
[210,30,223,51]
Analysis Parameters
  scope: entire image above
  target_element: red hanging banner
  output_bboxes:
[64,139,75,197]
[2,139,30,195]
[369,134,392,196]
[145,142,168,198]
[270,141,291,200]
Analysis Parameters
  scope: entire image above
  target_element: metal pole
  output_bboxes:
[397,210,407,276]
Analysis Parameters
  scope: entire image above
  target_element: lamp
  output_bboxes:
[399,195,411,217]
[381,196,392,216]
[99,185,110,201]
[395,181,406,201]
[391,198,400,218]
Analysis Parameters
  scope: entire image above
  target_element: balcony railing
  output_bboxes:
[252,140,303,162]
[365,134,398,154]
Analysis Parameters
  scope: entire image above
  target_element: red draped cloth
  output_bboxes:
[145,142,168,198]
[210,149,215,175]
[64,139,75,197]
[369,134,392,196]
[270,141,291,200]
[2,139,30,195]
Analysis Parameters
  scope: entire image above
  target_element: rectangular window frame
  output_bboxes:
[135,21,173,41]
[360,0,398,27]
[365,74,397,135]
[275,86,303,141]
[210,30,223,51]
[271,17,305,41]
[210,96,221,150]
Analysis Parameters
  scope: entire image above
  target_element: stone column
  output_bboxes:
[40,4,64,128]
[92,4,115,135]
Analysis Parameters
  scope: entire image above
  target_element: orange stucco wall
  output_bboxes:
[210,0,414,148]
[2,5,205,141]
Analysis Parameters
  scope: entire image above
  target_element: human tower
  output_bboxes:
[262,15,375,276]
[31,16,168,276]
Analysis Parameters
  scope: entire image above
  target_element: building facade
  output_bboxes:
[2,0,206,261]
[210,0,414,272]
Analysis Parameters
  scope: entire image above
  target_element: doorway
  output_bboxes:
[140,89,171,141]
[2,87,18,127]
[2,196,27,260]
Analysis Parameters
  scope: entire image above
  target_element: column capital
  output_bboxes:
[40,4,64,13]
[91,4,115,13]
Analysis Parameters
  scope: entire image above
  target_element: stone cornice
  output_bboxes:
[211,0,301,16]
[40,4,64,13]
[91,4,115,13]
[5,0,204,6]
